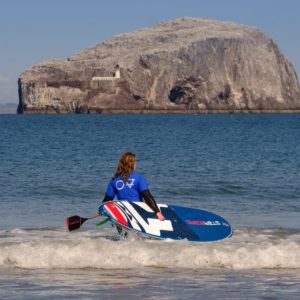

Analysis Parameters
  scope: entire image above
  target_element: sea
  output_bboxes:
[0,114,300,299]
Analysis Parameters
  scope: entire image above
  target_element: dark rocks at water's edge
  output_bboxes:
[18,17,300,114]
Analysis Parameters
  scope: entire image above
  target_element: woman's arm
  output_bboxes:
[141,190,165,221]
[102,194,113,202]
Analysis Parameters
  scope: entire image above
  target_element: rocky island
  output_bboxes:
[18,17,300,114]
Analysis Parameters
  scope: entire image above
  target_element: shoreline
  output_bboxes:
[19,108,300,114]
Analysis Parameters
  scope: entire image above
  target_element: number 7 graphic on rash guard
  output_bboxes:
[116,179,135,190]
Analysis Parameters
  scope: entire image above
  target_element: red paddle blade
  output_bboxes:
[66,215,87,231]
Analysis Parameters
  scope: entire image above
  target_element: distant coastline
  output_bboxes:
[0,103,16,114]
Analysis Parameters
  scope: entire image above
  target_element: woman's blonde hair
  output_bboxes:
[113,152,136,181]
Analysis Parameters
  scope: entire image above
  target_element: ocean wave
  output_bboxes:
[0,227,299,270]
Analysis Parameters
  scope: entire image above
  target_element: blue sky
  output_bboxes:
[0,0,299,104]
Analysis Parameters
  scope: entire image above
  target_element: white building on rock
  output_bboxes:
[92,65,120,81]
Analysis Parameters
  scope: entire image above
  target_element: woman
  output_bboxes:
[102,152,165,221]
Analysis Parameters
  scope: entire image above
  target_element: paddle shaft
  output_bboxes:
[86,213,101,221]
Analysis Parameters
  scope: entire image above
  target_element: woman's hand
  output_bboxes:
[156,212,165,221]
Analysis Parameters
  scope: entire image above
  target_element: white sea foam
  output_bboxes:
[0,227,300,270]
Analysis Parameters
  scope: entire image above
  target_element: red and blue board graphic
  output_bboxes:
[99,201,232,242]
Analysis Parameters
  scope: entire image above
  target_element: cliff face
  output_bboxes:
[18,17,300,113]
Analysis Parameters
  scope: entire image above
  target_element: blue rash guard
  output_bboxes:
[105,171,149,201]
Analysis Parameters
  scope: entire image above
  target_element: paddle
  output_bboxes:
[66,213,101,231]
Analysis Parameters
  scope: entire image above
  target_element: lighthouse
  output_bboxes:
[115,65,120,79]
